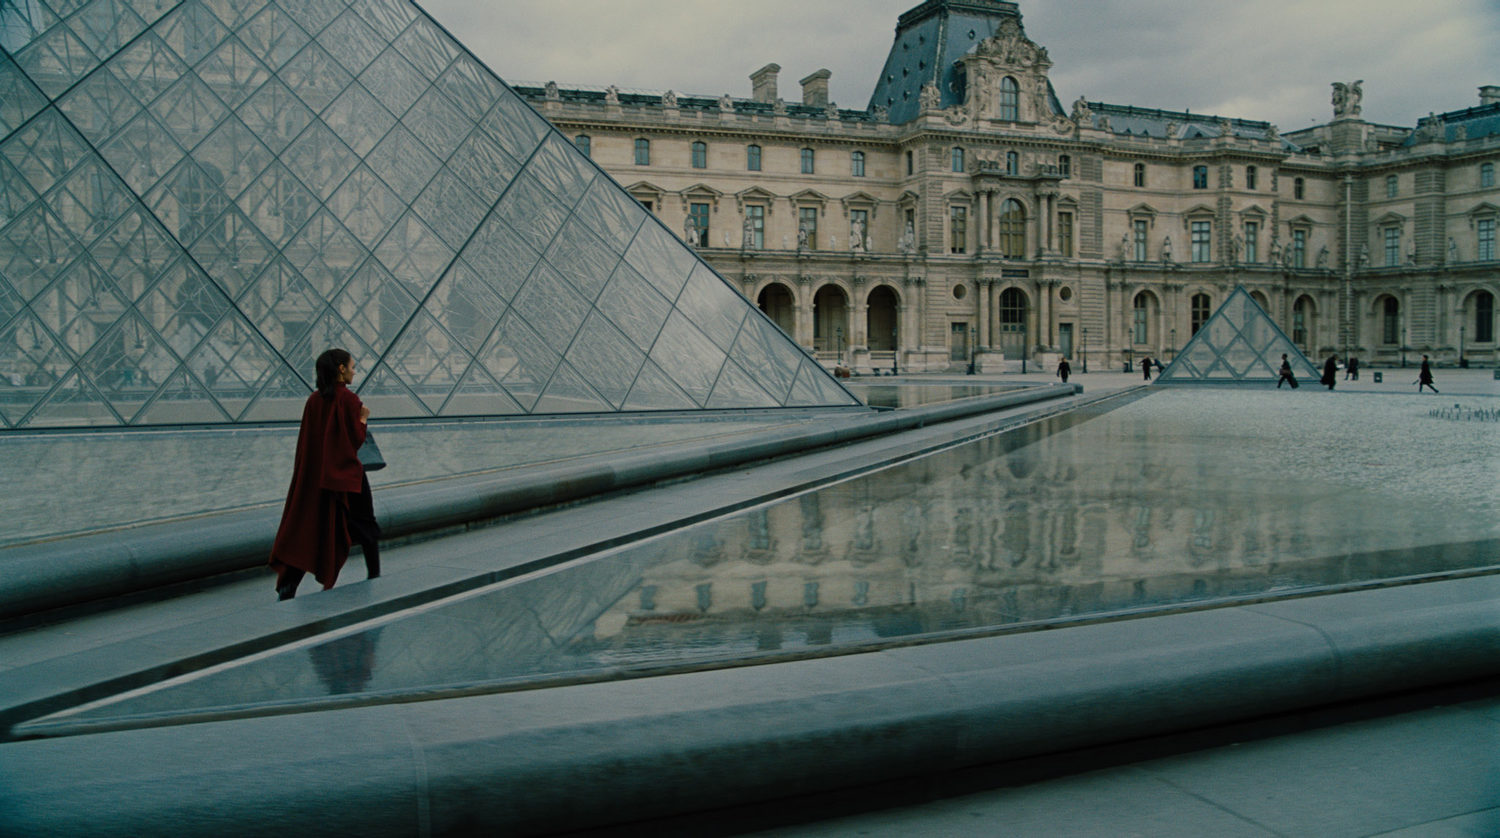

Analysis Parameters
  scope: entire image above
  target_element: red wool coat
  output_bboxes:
[269,384,367,588]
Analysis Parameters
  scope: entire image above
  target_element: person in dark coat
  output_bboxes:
[1140,356,1152,381]
[1345,356,1359,381]
[1056,357,1071,383]
[1418,355,1439,393]
[1277,353,1299,389]
[270,348,381,601]
[1321,355,1338,390]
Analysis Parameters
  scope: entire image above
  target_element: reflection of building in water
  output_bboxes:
[589,412,1441,646]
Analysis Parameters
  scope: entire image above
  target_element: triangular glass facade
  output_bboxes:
[0,0,857,429]
[1157,286,1320,384]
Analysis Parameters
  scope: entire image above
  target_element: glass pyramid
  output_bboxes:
[0,0,857,429]
[1157,286,1320,384]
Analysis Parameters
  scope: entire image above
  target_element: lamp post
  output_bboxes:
[1170,327,1177,361]
[1082,326,1088,373]
[1459,324,1466,367]
[892,324,899,375]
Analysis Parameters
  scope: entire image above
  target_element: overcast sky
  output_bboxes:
[417,0,1497,130]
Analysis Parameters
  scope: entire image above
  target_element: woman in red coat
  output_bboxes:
[270,348,381,600]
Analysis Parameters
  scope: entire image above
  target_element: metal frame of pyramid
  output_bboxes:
[0,0,858,430]
[1156,286,1321,384]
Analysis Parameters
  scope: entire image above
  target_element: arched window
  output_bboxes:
[1005,151,1018,175]
[746,144,761,171]
[634,138,650,165]
[1475,290,1495,343]
[1058,155,1071,178]
[1133,293,1151,344]
[691,141,707,169]
[1245,165,1257,190]
[999,76,1019,120]
[1382,297,1400,344]
[1192,165,1208,189]
[800,147,815,174]
[574,134,591,157]
[951,146,964,172]
[1292,297,1310,348]
[1134,162,1146,187]
[997,198,1025,257]
[851,150,865,177]
[1190,293,1211,335]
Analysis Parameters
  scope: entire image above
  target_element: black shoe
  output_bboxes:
[277,584,296,601]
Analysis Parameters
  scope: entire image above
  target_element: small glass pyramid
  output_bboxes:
[0,0,857,429]
[1157,286,1321,384]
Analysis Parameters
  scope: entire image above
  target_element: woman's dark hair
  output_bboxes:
[315,348,352,399]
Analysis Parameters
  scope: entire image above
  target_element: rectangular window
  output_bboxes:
[691,141,707,169]
[851,150,865,177]
[1244,221,1258,263]
[1294,178,1305,200]
[952,147,964,172]
[574,135,591,157]
[800,148,815,175]
[1134,163,1146,188]
[1483,163,1495,188]
[906,150,914,175]
[1133,219,1148,261]
[746,144,761,171]
[949,205,967,254]
[1058,212,1074,257]
[798,206,818,249]
[1191,220,1211,263]
[1058,155,1071,178]
[1479,218,1495,261]
[1385,175,1397,198]
[1384,227,1400,266]
[1192,165,1208,189]
[746,205,764,249]
[1292,229,1306,269]
[1246,165,1257,190]
[689,202,710,247]
[634,138,650,165]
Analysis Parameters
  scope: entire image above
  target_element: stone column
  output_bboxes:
[989,192,1001,255]
[978,191,991,252]
[977,278,992,350]
[1038,280,1053,349]
[797,278,815,348]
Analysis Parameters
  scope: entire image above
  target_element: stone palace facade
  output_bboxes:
[517,0,1500,372]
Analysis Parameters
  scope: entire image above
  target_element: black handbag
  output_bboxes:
[357,431,386,471]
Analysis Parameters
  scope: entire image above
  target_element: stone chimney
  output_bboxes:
[800,69,831,107]
[1481,85,1500,106]
[750,64,780,104]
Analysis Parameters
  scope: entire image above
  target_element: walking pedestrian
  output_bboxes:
[1417,355,1439,394]
[1321,355,1338,390]
[1140,356,1152,381]
[1345,355,1359,381]
[270,348,382,601]
[1276,353,1299,389]
[1056,357,1071,383]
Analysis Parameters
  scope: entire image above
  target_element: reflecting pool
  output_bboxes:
[32,389,1500,732]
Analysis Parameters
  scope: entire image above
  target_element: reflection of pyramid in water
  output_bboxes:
[0,0,857,428]
[1157,287,1320,383]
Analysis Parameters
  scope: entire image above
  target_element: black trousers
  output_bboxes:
[277,477,380,598]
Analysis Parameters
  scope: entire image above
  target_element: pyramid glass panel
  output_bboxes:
[1158,286,1320,384]
[0,0,855,430]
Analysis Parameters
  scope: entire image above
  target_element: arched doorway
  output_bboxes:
[1463,289,1495,349]
[866,286,898,351]
[997,287,1028,359]
[757,283,795,337]
[813,284,849,358]
[1132,291,1159,347]
[1292,296,1315,351]
[997,199,1025,258]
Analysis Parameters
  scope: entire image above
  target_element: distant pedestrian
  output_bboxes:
[1056,357,1071,383]
[1140,356,1152,381]
[1276,353,1299,389]
[1321,355,1338,390]
[1417,355,1438,394]
[270,348,382,601]
[1345,356,1359,381]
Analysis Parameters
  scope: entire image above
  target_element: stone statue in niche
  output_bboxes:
[661,89,677,108]
[797,226,809,250]
[898,222,915,254]
[1161,235,1172,262]
[1316,246,1330,268]
[742,214,756,249]
[1118,233,1129,261]
[1331,80,1363,119]
[850,218,866,252]
[1358,244,1370,269]
[1268,236,1282,265]
[1448,237,1459,263]
[782,234,790,250]
[1231,233,1244,263]
[682,215,697,245]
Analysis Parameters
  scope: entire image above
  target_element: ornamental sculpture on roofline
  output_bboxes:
[1332,80,1363,120]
